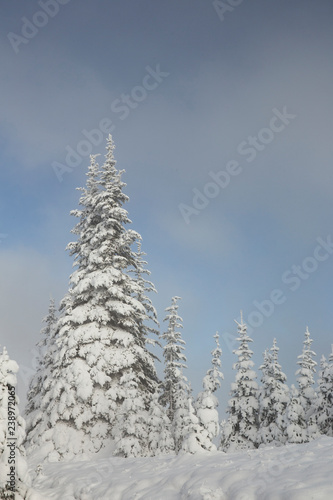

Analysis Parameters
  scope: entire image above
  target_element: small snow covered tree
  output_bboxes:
[296,327,318,439]
[147,391,175,456]
[24,137,159,462]
[310,351,333,436]
[220,314,258,452]
[258,349,274,445]
[25,297,57,422]
[196,332,223,445]
[160,296,187,422]
[113,369,149,458]
[172,371,192,453]
[296,327,317,416]
[0,347,31,499]
[181,397,215,454]
[257,339,289,446]
[285,384,307,444]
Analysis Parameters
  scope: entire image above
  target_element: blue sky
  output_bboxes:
[1,0,333,414]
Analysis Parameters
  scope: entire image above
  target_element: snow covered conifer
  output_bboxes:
[285,384,307,444]
[0,347,31,499]
[172,371,192,453]
[296,327,318,440]
[220,313,258,452]
[196,332,223,444]
[310,353,333,436]
[24,137,159,461]
[257,339,289,446]
[160,297,187,422]
[25,298,57,421]
[113,369,148,458]
[147,391,174,456]
[258,349,274,444]
[181,397,215,454]
[296,327,317,413]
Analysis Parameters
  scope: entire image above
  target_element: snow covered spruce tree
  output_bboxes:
[220,314,258,452]
[160,296,207,453]
[159,296,187,422]
[310,351,333,436]
[257,339,289,446]
[285,384,308,444]
[113,369,149,458]
[180,396,215,454]
[24,136,160,461]
[147,390,174,456]
[172,376,213,454]
[296,327,319,439]
[25,298,57,427]
[0,347,31,499]
[195,332,224,446]
[172,372,192,453]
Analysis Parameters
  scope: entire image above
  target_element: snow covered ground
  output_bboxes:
[27,436,333,500]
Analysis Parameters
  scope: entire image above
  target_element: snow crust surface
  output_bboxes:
[29,436,333,499]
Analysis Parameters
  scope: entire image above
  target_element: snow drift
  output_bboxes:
[29,436,333,500]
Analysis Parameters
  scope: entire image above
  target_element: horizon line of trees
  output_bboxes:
[26,298,333,454]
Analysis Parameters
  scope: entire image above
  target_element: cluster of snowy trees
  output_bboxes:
[220,318,333,451]
[1,136,333,479]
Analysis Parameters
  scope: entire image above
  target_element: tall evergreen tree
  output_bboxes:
[24,137,159,461]
[220,314,258,452]
[196,332,223,444]
[160,296,187,422]
[257,339,289,446]
[0,347,31,499]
